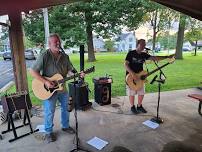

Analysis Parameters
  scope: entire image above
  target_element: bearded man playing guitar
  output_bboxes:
[124,39,174,114]
[30,33,85,143]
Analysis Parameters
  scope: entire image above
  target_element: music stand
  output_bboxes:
[70,73,91,152]
[150,71,165,124]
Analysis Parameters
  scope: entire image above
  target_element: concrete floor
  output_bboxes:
[0,88,202,152]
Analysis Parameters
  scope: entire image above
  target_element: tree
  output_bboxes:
[185,18,202,56]
[62,0,146,61]
[104,40,115,52]
[23,10,45,45]
[23,0,146,62]
[176,14,186,59]
[24,37,35,48]
[143,1,177,50]
[157,32,177,50]
[0,20,9,41]
[48,5,86,48]
[0,39,3,50]
[185,28,202,56]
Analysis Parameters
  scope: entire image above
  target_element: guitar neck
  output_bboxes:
[57,66,94,84]
[61,73,80,83]
[145,62,170,78]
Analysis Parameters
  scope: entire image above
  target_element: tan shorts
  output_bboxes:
[126,85,145,96]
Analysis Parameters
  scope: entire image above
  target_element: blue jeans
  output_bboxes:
[43,91,69,134]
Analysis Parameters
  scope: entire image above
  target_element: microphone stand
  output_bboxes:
[70,73,91,152]
[153,61,166,79]
[150,71,165,124]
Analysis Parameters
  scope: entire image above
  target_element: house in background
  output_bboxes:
[65,35,106,54]
[114,32,136,52]
[93,35,106,52]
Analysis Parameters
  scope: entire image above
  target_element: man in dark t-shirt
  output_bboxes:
[124,39,174,114]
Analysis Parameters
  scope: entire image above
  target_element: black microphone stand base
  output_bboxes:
[151,117,163,124]
[70,147,91,152]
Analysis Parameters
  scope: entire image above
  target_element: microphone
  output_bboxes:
[150,75,158,84]
[145,47,151,51]
[57,44,65,53]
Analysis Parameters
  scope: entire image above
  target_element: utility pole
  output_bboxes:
[43,8,50,49]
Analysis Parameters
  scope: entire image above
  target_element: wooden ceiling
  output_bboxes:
[0,0,84,15]
[0,0,201,20]
[152,0,202,21]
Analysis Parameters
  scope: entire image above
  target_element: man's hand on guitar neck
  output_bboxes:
[80,71,85,78]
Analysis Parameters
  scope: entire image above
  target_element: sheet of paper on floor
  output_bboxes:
[87,136,109,150]
[143,120,159,129]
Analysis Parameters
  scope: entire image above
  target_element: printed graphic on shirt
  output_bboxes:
[132,57,145,64]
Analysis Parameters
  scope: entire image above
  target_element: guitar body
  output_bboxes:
[32,66,95,100]
[32,73,64,100]
[126,70,148,91]
[126,57,175,91]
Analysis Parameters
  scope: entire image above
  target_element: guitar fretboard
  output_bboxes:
[58,67,94,84]
[145,62,170,78]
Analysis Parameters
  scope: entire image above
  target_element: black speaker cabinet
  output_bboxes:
[93,78,112,106]
[68,81,91,110]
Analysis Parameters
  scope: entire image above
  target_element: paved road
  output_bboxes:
[0,60,35,89]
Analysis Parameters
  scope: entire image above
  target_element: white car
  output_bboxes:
[182,45,192,51]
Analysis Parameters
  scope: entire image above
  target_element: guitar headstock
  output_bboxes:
[168,55,175,64]
[84,66,95,74]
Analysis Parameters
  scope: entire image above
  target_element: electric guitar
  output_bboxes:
[126,58,175,91]
[32,66,95,100]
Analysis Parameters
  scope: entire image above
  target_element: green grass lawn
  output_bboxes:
[6,51,202,105]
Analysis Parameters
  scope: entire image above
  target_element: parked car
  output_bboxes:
[24,49,36,60]
[182,42,193,51]
[3,50,11,60]
[182,45,192,51]
[3,49,37,60]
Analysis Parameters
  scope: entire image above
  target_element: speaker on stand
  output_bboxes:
[68,81,91,111]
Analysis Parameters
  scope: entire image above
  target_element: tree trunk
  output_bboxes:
[176,14,186,59]
[194,40,197,56]
[152,10,158,51]
[85,11,96,62]
[152,30,157,51]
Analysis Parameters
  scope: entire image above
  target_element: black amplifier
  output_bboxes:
[93,77,112,106]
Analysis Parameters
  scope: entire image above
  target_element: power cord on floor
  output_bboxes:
[91,106,154,117]
[91,96,154,117]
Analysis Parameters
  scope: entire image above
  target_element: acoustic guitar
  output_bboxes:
[32,66,95,100]
[126,58,175,91]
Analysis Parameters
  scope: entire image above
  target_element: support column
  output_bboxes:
[8,11,28,91]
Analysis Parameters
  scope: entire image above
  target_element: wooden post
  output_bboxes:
[8,11,28,92]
